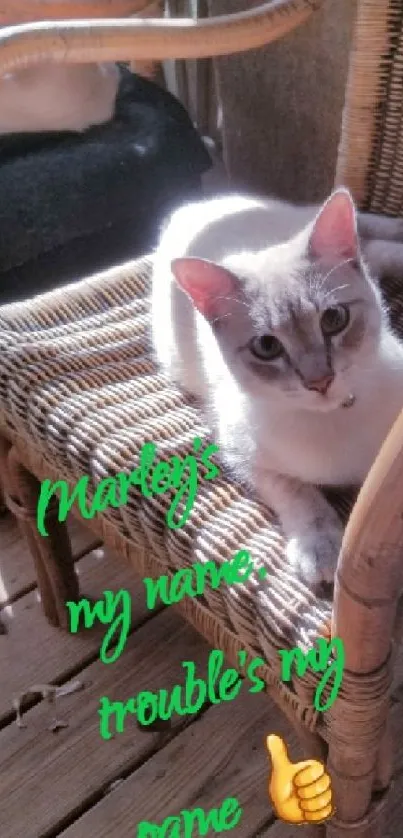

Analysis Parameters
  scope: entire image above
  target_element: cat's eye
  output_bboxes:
[320,304,350,336]
[249,335,283,361]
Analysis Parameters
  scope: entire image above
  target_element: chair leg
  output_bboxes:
[326,736,390,838]
[0,473,6,515]
[374,717,394,792]
[0,435,79,628]
[287,715,391,837]
[326,801,388,838]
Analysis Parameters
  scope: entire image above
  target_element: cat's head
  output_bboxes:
[171,189,386,412]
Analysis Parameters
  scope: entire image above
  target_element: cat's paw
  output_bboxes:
[286,520,343,586]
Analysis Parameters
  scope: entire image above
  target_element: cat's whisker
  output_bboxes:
[308,259,355,297]
[215,295,249,309]
[320,284,350,305]
[212,312,233,325]
[307,271,330,296]
[321,258,356,286]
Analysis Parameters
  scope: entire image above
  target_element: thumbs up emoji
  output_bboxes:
[266,734,334,824]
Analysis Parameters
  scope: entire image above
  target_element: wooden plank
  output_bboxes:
[0,609,213,838]
[0,513,99,606]
[60,688,297,838]
[0,545,150,723]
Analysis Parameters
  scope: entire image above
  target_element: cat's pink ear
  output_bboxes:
[171,257,237,320]
[308,189,358,260]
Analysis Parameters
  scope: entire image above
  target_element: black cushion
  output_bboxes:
[0,66,211,303]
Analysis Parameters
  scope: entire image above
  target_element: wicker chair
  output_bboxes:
[1,2,403,837]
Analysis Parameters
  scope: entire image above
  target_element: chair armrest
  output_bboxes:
[333,406,403,673]
[0,1,148,25]
[0,0,324,74]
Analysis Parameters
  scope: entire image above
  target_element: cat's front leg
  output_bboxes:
[253,468,343,585]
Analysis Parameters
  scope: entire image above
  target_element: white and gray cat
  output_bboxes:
[151,189,403,585]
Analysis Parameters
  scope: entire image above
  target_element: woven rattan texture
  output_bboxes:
[336,1,403,213]
[1,256,403,710]
[365,1,403,214]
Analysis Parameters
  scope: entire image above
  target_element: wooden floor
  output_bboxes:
[1,513,403,838]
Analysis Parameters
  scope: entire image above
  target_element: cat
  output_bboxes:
[151,189,403,585]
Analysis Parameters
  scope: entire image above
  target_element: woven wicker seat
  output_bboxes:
[1,2,403,837]
[0,255,353,657]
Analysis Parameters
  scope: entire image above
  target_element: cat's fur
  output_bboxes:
[151,190,403,584]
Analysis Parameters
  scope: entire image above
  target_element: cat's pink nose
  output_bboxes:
[306,374,334,395]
